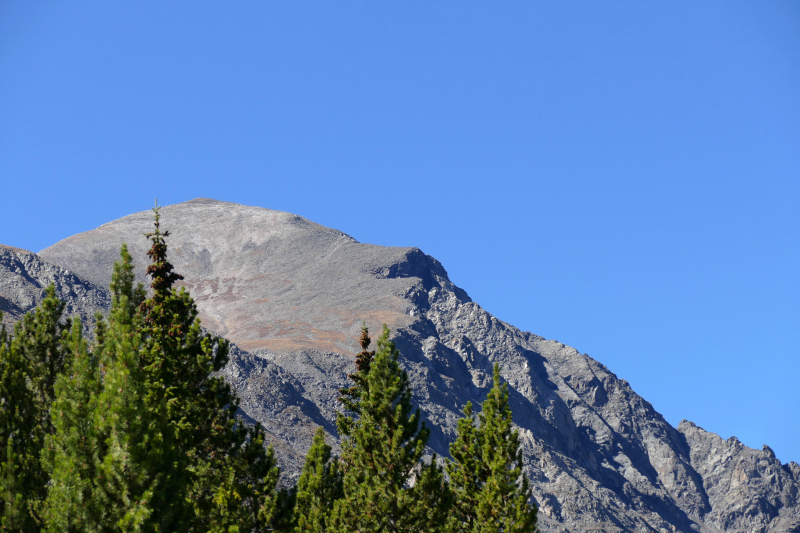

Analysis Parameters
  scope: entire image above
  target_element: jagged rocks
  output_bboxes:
[0,244,110,332]
[678,420,800,532]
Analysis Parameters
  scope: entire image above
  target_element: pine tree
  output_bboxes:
[14,285,72,437]
[266,486,298,533]
[43,318,104,532]
[44,244,156,531]
[446,364,537,533]
[337,324,375,423]
[45,207,280,531]
[331,325,451,533]
[0,284,73,530]
[0,317,44,531]
[88,242,165,530]
[292,427,343,532]
[134,207,279,531]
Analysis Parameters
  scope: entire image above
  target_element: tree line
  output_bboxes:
[0,208,537,532]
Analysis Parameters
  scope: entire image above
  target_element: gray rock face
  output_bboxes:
[40,198,449,354]
[0,244,110,332]
[678,421,800,533]
[15,198,796,532]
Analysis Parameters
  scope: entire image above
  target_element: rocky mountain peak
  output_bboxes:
[39,199,456,354]
[1,198,794,532]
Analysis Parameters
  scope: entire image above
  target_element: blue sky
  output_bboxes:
[2,2,798,462]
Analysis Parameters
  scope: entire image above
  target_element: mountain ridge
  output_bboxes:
[0,243,110,332]
[0,198,793,532]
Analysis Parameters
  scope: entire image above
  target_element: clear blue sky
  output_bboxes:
[2,2,798,462]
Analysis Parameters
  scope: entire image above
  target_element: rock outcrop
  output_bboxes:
[0,244,110,332]
[0,197,788,532]
[678,421,800,532]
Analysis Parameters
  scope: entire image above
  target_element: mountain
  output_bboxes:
[0,244,110,332]
[2,197,794,532]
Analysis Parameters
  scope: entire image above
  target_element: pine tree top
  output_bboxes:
[143,203,183,304]
[338,322,375,416]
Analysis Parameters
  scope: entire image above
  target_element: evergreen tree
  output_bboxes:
[43,318,104,532]
[45,207,280,532]
[0,317,43,531]
[135,208,279,531]
[331,325,451,533]
[0,284,73,530]
[267,486,298,533]
[14,285,72,436]
[86,242,164,531]
[446,364,537,533]
[292,427,343,532]
[337,324,375,424]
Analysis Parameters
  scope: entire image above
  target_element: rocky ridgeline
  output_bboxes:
[0,244,110,333]
[0,198,794,532]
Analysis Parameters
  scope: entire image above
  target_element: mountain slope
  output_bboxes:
[30,199,800,532]
[0,244,110,332]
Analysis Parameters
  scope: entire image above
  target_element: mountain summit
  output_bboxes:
[40,198,464,354]
[7,198,794,532]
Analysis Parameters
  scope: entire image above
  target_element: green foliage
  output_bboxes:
[0,207,541,533]
[268,486,297,533]
[293,427,343,532]
[331,325,451,533]
[44,207,280,532]
[137,209,279,531]
[0,317,43,531]
[446,364,538,533]
[13,285,72,436]
[43,318,104,532]
[337,325,374,421]
[0,285,73,530]
[43,249,144,531]
[84,240,166,530]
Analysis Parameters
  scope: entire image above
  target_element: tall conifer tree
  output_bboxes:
[446,364,537,533]
[0,317,43,531]
[337,324,375,425]
[331,325,451,533]
[135,207,279,531]
[87,242,164,530]
[0,285,73,530]
[14,286,72,436]
[45,206,280,531]
[292,427,343,532]
[44,254,132,531]
[43,318,104,532]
